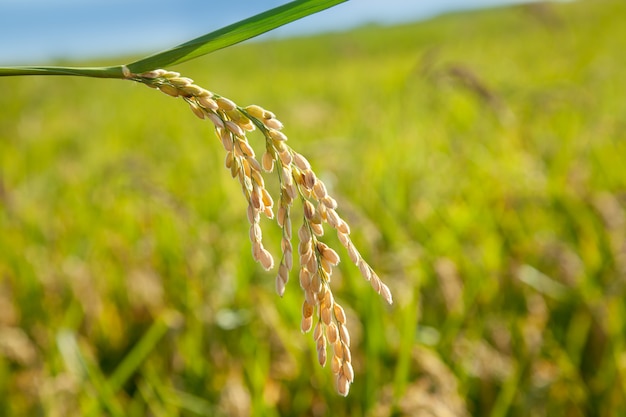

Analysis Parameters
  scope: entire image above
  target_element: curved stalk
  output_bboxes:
[0,65,129,79]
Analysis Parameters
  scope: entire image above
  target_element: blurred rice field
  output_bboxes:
[1,0,626,415]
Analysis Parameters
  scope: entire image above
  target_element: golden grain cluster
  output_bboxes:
[128,69,392,396]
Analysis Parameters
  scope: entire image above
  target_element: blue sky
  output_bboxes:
[0,0,549,65]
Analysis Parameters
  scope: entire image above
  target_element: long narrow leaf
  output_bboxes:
[107,312,174,392]
[126,0,347,73]
[0,0,346,78]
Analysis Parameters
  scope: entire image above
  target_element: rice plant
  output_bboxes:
[0,0,391,400]
[3,0,626,415]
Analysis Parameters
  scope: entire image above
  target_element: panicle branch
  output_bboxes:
[129,69,392,396]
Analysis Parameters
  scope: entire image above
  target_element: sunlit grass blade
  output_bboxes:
[56,330,126,417]
[489,364,522,417]
[126,0,347,73]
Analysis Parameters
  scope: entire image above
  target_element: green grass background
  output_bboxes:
[1,0,626,415]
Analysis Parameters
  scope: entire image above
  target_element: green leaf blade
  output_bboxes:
[0,0,346,78]
[126,0,347,73]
